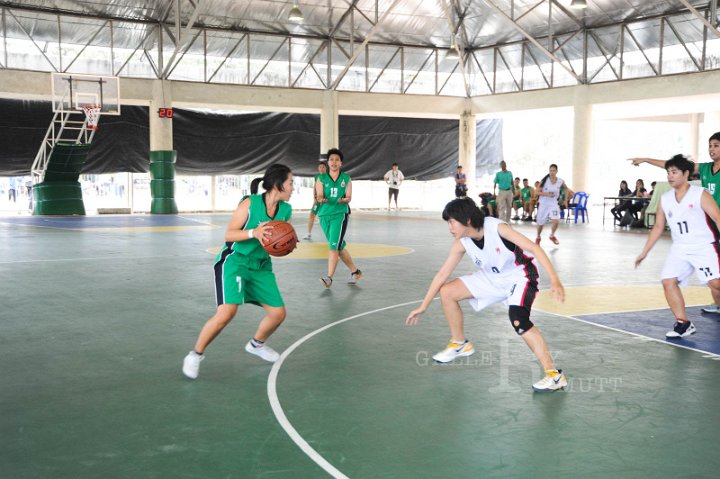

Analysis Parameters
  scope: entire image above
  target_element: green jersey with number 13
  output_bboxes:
[317,171,351,216]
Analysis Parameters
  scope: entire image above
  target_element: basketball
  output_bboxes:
[261,220,298,257]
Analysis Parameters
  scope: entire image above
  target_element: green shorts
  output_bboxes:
[319,213,348,251]
[513,199,522,208]
[214,248,284,307]
[310,202,319,215]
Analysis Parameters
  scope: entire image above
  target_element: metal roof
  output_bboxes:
[1,1,719,96]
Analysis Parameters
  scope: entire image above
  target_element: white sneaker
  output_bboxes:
[347,269,363,284]
[320,276,333,288]
[432,339,475,363]
[533,369,567,392]
[701,305,720,314]
[182,351,204,379]
[303,234,312,241]
[245,341,280,362]
[666,321,696,338]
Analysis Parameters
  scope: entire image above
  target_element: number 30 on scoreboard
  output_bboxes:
[158,107,173,118]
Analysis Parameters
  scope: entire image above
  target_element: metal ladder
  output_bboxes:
[31,108,96,184]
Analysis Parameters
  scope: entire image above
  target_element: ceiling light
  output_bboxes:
[445,44,459,60]
[570,0,587,8]
[289,3,304,22]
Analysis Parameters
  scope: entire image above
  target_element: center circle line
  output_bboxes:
[267,299,421,479]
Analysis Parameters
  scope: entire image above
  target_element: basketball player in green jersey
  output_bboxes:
[182,164,294,379]
[303,160,327,241]
[315,148,362,288]
[630,131,720,313]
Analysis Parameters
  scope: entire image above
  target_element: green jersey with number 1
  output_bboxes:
[698,162,720,206]
[317,171,351,216]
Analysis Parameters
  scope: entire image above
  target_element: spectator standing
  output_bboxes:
[455,166,468,198]
[493,161,514,223]
[384,162,405,210]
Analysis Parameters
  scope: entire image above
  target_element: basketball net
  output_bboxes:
[81,105,101,131]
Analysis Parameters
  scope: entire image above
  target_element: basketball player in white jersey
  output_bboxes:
[406,197,567,392]
[535,164,573,245]
[635,154,720,338]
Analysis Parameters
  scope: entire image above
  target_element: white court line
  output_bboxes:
[0,254,197,265]
[267,300,421,479]
[536,308,720,359]
[269,300,720,478]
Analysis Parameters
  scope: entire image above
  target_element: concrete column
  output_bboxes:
[572,87,592,192]
[320,90,339,153]
[149,80,174,150]
[690,113,700,162]
[459,110,477,191]
[148,80,177,214]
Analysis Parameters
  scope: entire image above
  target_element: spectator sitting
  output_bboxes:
[478,192,496,218]
[520,178,534,221]
[527,180,541,221]
[614,179,648,226]
[610,180,634,222]
[511,177,523,220]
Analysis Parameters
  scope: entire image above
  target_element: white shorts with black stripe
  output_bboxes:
[459,270,538,312]
[661,242,720,287]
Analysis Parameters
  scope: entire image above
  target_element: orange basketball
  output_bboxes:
[261,220,298,257]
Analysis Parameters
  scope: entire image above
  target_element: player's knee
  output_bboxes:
[661,278,679,289]
[439,282,460,303]
[269,307,286,323]
[508,306,534,335]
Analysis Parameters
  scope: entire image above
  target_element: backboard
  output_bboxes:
[51,73,120,115]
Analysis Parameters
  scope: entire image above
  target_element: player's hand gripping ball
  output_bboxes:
[261,220,298,257]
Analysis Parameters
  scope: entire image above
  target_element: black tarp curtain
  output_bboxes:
[0,98,500,180]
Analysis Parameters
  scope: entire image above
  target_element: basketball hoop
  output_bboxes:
[81,105,101,131]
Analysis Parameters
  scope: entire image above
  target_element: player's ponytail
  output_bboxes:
[540,163,558,189]
[539,174,550,189]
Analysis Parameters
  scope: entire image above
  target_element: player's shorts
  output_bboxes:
[536,202,560,225]
[513,199,522,208]
[310,202,319,215]
[459,270,538,311]
[661,243,720,287]
[214,247,283,307]
[319,212,348,251]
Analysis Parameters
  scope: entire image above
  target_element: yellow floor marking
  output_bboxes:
[535,285,711,316]
[207,242,413,259]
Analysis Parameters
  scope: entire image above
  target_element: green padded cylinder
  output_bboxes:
[151,198,178,214]
[151,179,175,197]
[149,162,176,179]
[149,150,178,214]
[33,181,86,215]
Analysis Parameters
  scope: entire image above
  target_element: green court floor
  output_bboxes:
[1,211,719,478]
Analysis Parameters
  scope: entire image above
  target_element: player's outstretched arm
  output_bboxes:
[635,201,666,267]
[498,224,565,303]
[406,241,465,325]
[628,157,665,168]
[629,157,700,174]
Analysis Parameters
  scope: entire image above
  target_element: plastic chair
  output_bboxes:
[566,192,589,223]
